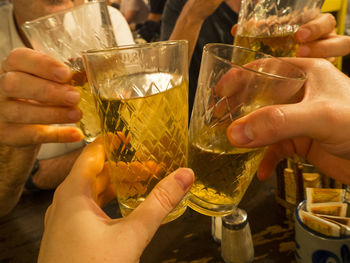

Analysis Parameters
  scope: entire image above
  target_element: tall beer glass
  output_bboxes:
[188,44,306,216]
[22,1,117,142]
[235,0,325,57]
[83,40,189,223]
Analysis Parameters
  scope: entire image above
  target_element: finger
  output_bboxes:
[2,48,72,83]
[0,72,80,106]
[124,168,194,243]
[0,100,82,124]
[96,163,113,199]
[231,24,238,36]
[226,103,337,148]
[297,35,350,58]
[67,136,106,196]
[256,139,301,181]
[0,124,83,146]
[308,143,350,185]
[295,13,336,43]
[257,146,281,181]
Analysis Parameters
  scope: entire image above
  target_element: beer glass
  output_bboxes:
[22,1,117,142]
[82,40,189,223]
[188,44,306,216]
[234,0,325,57]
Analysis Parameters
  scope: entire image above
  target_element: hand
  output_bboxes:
[0,48,83,147]
[226,58,350,185]
[38,137,194,263]
[231,13,350,59]
[295,13,350,58]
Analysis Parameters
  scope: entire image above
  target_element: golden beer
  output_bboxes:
[188,143,265,216]
[234,33,299,57]
[71,70,101,142]
[98,72,188,222]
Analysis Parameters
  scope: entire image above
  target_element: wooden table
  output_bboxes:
[0,175,296,263]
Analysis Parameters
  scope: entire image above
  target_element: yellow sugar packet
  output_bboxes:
[308,202,348,217]
[299,209,340,237]
[317,214,350,227]
[321,218,350,237]
[306,188,345,205]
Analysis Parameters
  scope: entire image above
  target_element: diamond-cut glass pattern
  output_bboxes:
[98,72,188,219]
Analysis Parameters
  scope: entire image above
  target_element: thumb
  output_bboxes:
[226,103,331,148]
[63,136,106,197]
[125,168,194,243]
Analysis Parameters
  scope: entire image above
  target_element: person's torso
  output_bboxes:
[189,2,238,112]
[0,4,25,62]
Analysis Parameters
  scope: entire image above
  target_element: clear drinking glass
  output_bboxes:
[234,0,325,57]
[188,44,306,216]
[22,1,117,142]
[82,40,189,223]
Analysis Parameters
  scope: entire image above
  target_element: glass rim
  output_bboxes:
[82,40,188,56]
[22,0,106,27]
[204,43,307,82]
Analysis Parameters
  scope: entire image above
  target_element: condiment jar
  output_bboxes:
[221,208,254,263]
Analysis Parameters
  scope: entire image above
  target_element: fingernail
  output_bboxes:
[67,109,82,121]
[65,91,80,105]
[229,123,254,145]
[297,45,310,57]
[297,28,311,42]
[71,130,83,141]
[174,168,194,191]
[54,67,71,81]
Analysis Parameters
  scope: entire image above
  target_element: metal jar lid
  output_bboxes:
[222,208,248,230]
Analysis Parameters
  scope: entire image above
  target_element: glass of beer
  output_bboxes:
[82,40,189,223]
[188,44,306,216]
[22,1,117,142]
[234,0,325,57]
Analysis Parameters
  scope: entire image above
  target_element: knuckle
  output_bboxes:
[6,104,22,122]
[152,185,176,212]
[310,58,332,70]
[1,72,17,94]
[345,36,350,52]
[6,48,24,69]
[259,107,286,138]
[320,103,339,126]
[325,13,336,28]
[40,83,57,102]
[31,128,46,144]
[51,108,66,122]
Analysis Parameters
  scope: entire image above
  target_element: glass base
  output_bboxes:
[118,200,188,224]
[187,193,234,217]
[83,136,97,143]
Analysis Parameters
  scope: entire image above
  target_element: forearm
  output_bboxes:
[0,145,39,217]
[124,10,138,24]
[168,3,205,60]
[33,147,83,189]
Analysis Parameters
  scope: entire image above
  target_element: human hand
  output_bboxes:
[226,58,350,184]
[0,48,83,147]
[231,12,350,59]
[38,137,194,263]
[295,13,350,59]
